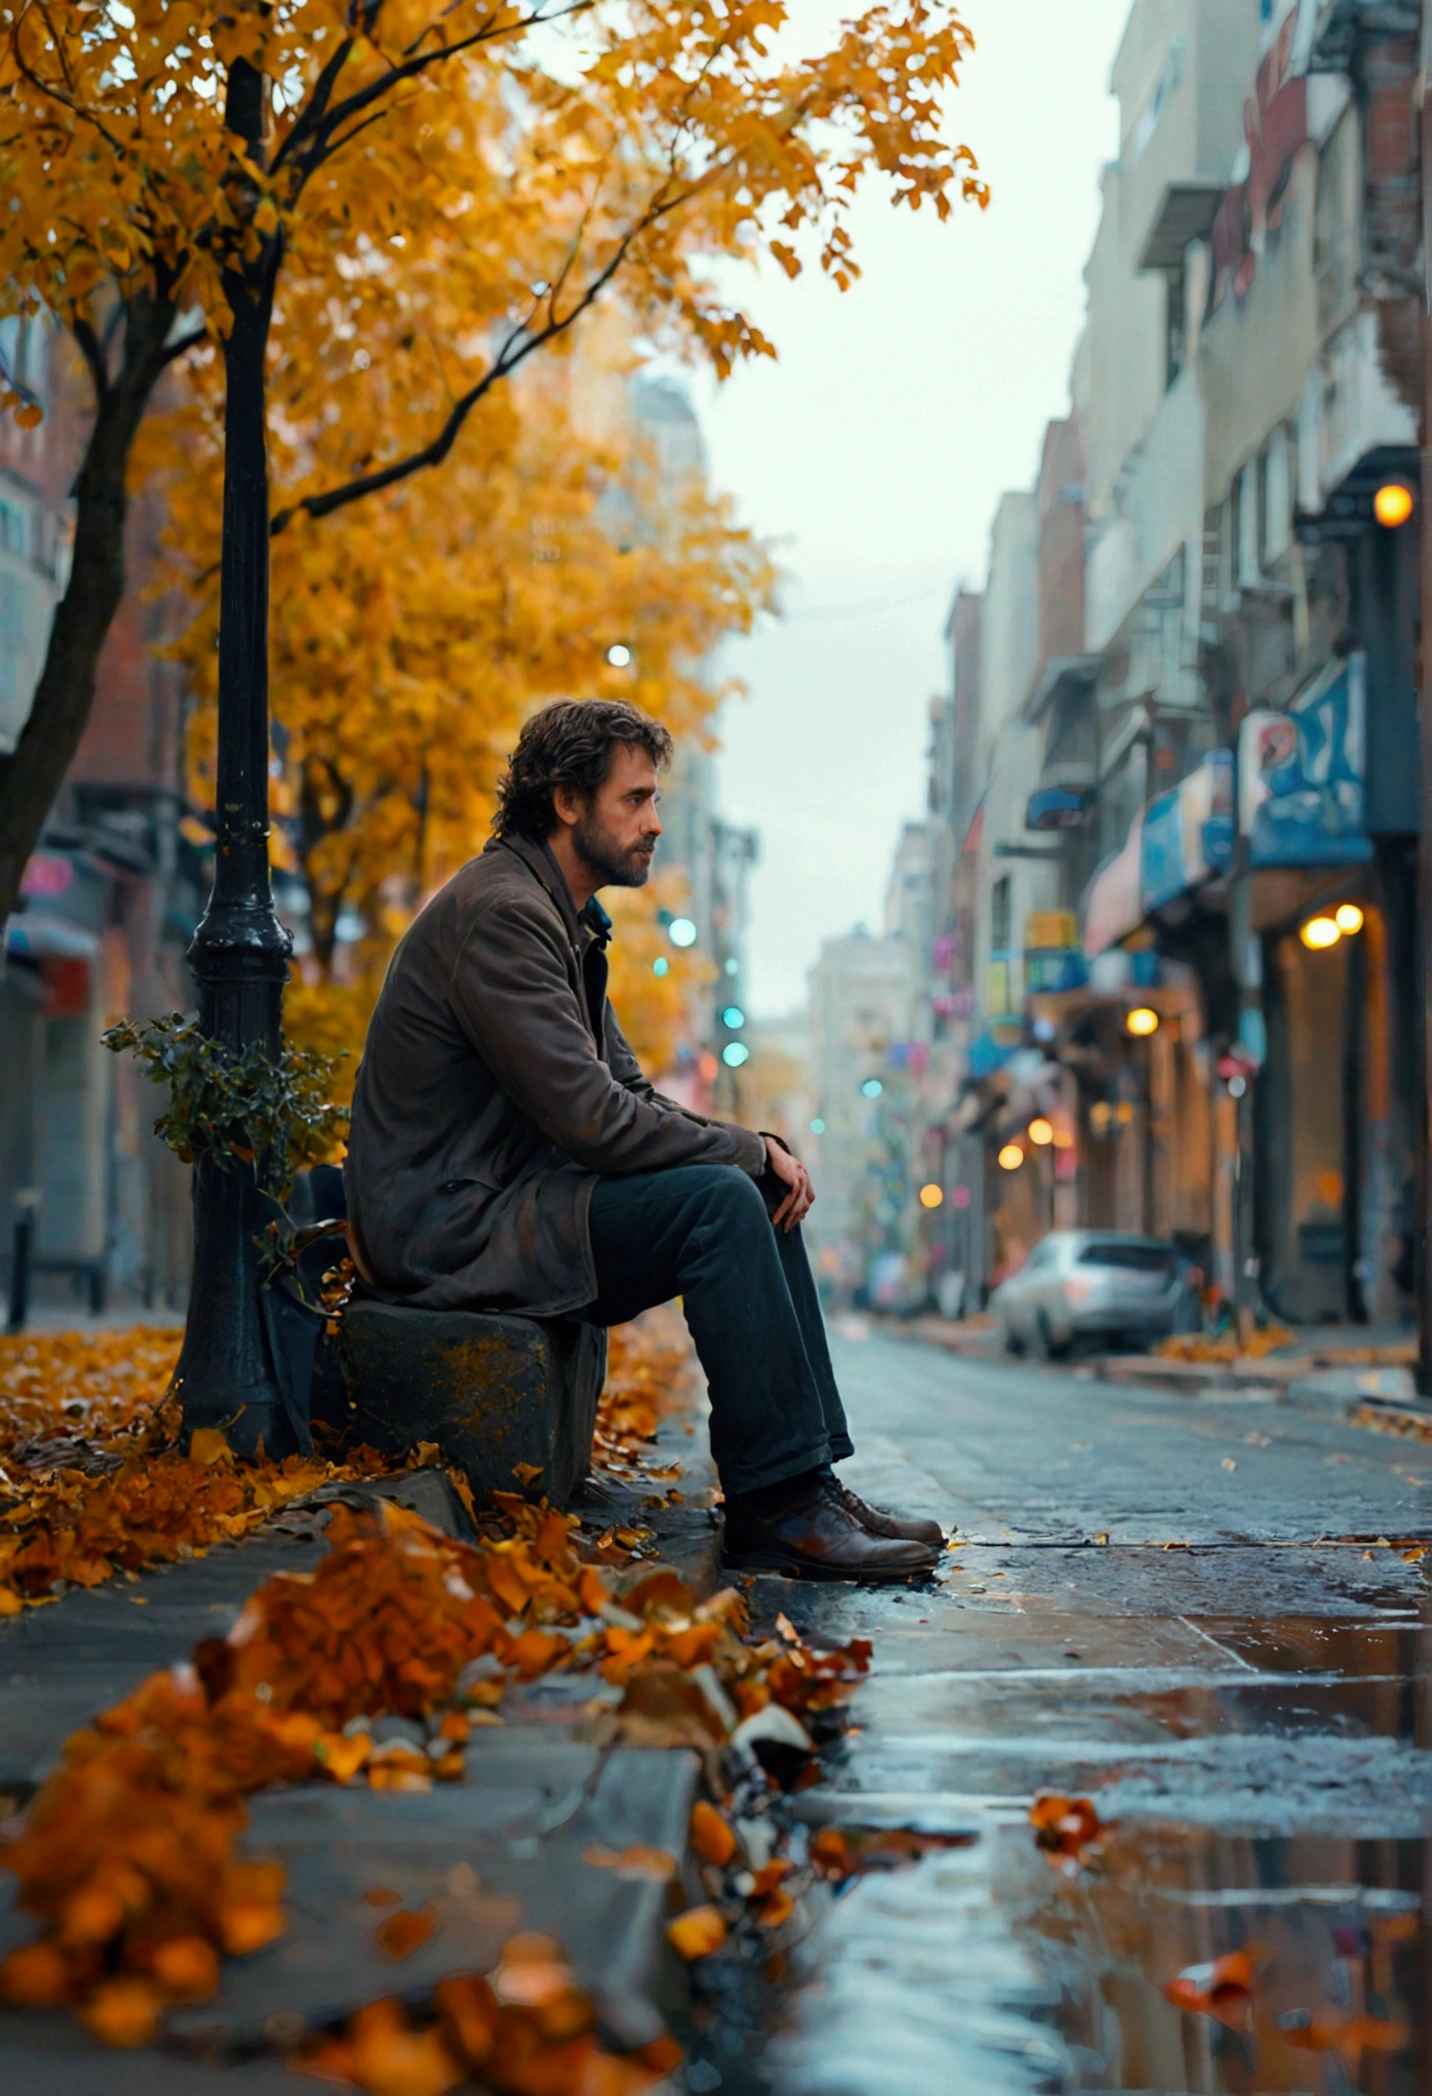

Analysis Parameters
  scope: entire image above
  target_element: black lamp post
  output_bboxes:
[170,59,294,1455]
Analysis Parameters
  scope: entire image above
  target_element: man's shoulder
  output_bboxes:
[420,844,565,935]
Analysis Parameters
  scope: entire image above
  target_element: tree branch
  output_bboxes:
[71,313,111,404]
[288,1,595,186]
[269,35,358,175]
[160,324,209,367]
[269,223,640,534]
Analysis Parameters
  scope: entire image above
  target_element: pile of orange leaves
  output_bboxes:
[0,1326,407,1617]
[294,1934,680,2096]
[593,1309,696,1489]
[0,1325,182,1469]
[0,1492,871,2067]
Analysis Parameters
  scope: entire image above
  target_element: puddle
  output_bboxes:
[753,1822,1431,2095]
[726,1601,1432,2094]
[1026,1823,1429,2093]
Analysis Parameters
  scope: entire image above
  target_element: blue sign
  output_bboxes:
[1239,656,1372,869]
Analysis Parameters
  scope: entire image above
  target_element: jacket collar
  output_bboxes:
[488,833,611,949]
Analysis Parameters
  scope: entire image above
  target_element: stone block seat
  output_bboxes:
[338,1297,607,1509]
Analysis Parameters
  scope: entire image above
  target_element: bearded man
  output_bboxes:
[346,699,941,1581]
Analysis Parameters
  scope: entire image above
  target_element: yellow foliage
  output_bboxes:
[1,2,987,405]
[151,350,770,1076]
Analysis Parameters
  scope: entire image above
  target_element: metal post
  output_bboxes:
[1230,851,1264,1344]
[6,1188,39,1334]
[1419,2,1432,1394]
[171,58,293,1454]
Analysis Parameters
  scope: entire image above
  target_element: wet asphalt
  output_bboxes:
[732,1328,1432,2096]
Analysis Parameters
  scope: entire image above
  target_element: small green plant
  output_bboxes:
[102,1014,348,1206]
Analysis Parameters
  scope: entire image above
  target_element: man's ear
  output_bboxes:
[550,784,581,831]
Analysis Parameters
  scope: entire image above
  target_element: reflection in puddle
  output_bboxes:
[1033,1823,1427,2092]
[755,1609,1432,2094]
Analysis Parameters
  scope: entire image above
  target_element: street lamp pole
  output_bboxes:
[1419,0,1432,1395]
[171,58,293,1454]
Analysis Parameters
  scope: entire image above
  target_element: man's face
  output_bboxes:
[565,743,663,889]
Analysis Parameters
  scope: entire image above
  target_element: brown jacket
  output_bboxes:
[345,833,766,1314]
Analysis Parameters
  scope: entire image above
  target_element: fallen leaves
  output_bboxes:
[666,1905,729,1962]
[689,1800,738,1867]
[1163,1944,1264,2030]
[1280,2008,1408,2068]
[0,1327,182,1469]
[1,1445,874,2060]
[0,1327,405,1615]
[580,1845,677,1883]
[374,1907,437,1962]
[296,1934,683,2096]
[1030,1792,1107,1870]
[1157,1327,1292,1363]
[807,1825,973,1882]
[592,1310,698,1495]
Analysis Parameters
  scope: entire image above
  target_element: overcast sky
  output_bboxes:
[695,0,1131,1017]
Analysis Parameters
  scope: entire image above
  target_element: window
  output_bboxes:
[991,875,1011,952]
[1080,1240,1172,1272]
[0,497,29,562]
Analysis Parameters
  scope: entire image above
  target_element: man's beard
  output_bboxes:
[573,809,655,888]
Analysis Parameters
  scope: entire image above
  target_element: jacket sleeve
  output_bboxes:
[448,897,767,1179]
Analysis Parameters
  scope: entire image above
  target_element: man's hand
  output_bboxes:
[765,1136,815,1233]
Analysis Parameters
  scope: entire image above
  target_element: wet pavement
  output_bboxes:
[718,1330,1432,2096]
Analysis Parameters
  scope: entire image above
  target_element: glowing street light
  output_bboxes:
[1125,1006,1160,1036]
[667,917,697,948]
[1300,914,1340,951]
[1027,1116,1054,1146]
[859,1077,884,1099]
[606,642,633,667]
[1334,902,1364,935]
[721,1042,749,1068]
[997,1142,1024,1172]
[720,1005,745,1030]
[1374,482,1414,528]
[918,1183,944,1210]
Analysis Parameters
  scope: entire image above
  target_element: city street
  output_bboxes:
[738,1327,1432,2095]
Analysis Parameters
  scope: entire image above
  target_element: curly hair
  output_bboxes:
[493,699,674,841]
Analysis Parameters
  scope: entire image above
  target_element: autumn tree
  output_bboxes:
[152,325,772,1086]
[0,0,987,923]
[2,0,985,1444]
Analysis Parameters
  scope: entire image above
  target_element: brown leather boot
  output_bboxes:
[835,1482,945,1551]
[722,1475,938,1583]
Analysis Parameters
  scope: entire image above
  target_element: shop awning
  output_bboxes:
[5,915,99,961]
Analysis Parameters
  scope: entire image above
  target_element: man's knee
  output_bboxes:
[692,1162,768,1231]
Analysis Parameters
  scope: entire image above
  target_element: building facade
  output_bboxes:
[894,0,1424,1328]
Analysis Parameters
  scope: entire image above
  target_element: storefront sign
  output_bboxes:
[1239,655,1371,868]
[1141,751,1234,910]
[1083,810,1145,956]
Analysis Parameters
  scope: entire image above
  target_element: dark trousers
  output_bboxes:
[583,1163,853,1497]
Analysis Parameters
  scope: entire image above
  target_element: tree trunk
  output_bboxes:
[0,291,179,921]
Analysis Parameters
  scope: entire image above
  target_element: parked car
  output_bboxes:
[992,1231,1181,1358]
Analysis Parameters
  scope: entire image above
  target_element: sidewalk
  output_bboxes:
[0,1399,722,2088]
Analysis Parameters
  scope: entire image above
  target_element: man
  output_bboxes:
[347,699,942,1580]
